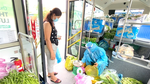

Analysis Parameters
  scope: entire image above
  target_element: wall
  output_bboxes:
[0,0,26,60]
[0,46,22,61]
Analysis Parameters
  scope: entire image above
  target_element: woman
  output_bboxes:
[43,8,62,83]
[81,42,108,76]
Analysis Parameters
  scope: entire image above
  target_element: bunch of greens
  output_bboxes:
[85,37,97,43]
[0,70,39,84]
[100,69,120,84]
[121,77,143,84]
[104,28,117,39]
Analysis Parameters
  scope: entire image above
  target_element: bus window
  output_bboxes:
[0,0,18,45]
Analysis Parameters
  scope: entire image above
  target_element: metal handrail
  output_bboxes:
[125,22,150,25]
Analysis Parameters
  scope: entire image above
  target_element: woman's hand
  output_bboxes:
[81,63,86,68]
[94,63,98,67]
[51,52,56,60]
[57,36,61,40]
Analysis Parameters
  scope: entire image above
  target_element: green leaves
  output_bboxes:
[121,77,143,84]
[0,70,39,84]
[104,28,117,39]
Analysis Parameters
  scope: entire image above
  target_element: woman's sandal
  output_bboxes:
[51,78,61,83]
[48,72,58,77]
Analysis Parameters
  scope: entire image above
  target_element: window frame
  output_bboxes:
[0,0,26,49]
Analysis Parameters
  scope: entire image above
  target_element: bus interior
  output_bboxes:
[0,0,150,84]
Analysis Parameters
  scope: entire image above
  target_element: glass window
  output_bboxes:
[0,0,18,44]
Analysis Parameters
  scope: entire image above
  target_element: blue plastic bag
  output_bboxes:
[98,40,109,51]
[81,42,108,76]
[56,48,62,63]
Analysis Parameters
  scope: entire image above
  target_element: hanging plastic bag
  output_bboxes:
[56,48,62,63]
[65,56,77,71]
[71,45,77,56]
[85,65,99,77]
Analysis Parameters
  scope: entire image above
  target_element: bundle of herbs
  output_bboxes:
[104,28,117,39]
[0,70,39,84]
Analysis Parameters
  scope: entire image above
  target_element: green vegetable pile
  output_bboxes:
[104,28,117,39]
[121,77,143,84]
[85,37,97,43]
[100,69,120,84]
[0,70,39,84]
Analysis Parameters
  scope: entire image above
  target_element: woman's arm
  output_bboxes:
[43,22,55,60]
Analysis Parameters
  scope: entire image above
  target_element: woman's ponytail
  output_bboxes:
[43,8,62,27]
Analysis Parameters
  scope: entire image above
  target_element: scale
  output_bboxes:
[73,60,84,75]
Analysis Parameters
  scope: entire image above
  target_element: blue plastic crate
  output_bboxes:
[137,25,150,40]
[115,26,140,39]
[111,17,117,22]
[84,18,105,33]
[117,17,124,23]
[105,21,114,29]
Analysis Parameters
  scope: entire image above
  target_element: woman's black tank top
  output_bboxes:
[44,21,58,46]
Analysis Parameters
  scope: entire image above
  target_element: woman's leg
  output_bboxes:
[45,44,61,82]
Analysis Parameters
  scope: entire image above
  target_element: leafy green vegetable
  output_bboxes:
[85,37,97,43]
[104,28,117,39]
[121,77,143,84]
[0,70,39,84]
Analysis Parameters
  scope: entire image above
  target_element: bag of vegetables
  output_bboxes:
[65,56,77,71]
[85,65,99,77]
[121,77,143,84]
[100,69,120,84]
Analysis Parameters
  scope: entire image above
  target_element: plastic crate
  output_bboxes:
[115,26,140,39]
[111,17,117,22]
[117,17,124,23]
[137,25,150,40]
[105,21,114,29]
[84,18,105,33]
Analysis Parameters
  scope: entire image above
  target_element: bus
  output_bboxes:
[0,0,150,84]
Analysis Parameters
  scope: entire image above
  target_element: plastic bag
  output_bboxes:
[98,40,109,51]
[85,65,99,77]
[65,56,77,71]
[100,69,120,84]
[121,77,143,84]
[0,58,16,79]
[56,48,62,63]
[82,42,108,75]
[116,44,134,59]
[75,73,94,84]
[71,45,77,56]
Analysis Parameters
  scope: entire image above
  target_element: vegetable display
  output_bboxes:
[85,37,97,43]
[0,70,39,84]
[104,28,117,39]
[121,77,143,84]
[100,69,120,84]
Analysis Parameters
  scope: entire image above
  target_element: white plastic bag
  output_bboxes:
[116,44,134,59]
[71,45,77,56]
